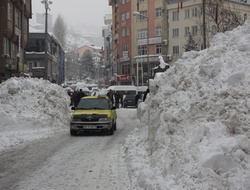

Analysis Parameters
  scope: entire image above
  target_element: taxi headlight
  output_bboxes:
[72,117,81,121]
[99,118,111,121]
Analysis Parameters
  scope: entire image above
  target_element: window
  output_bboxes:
[139,0,146,2]
[121,13,126,21]
[126,27,130,36]
[138,28,147,38]
[3,37,10,56]
[156,8,162,18]
[173,11,179,21]
[28,61,40,70]
[122,0,130,3]
[8,0,13,21]
[122,28,126,36]
[185,9,190,19]
[192,26,198,35]
[126,12,130,19]
[11,42,17,59]
[138,11,147,21]
[185,27,190,36]
[15,8,21,28]
[156,45,161,54]
[173,28,179,38]
[192,8,198,17]
[173,46,179,54]
[200,7,203,16]
[156,26,161,36]
[122,44,129,52]
[138,45,148,55]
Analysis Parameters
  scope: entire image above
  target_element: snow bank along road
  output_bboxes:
[0,109,138,190]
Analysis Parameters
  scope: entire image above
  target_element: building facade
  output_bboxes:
[26,32,65,84]
[167,0,250,63]
[108,0,250,85]
[0,0,32,83]
[109,0,166,86]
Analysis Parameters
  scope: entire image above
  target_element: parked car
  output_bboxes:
[123,95,136,108]
[70,95,117,136]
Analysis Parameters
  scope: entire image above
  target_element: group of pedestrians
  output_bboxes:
[106,89,123,108]
[68,89,86,107]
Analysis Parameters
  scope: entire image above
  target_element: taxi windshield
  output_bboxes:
[77,99,110,110]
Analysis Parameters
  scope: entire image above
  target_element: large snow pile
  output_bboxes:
[0,78,71,151]
[125,21,250,189]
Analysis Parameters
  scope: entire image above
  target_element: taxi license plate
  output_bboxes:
[84,125,96,129]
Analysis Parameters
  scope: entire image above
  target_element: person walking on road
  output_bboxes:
[107,89,114,105]
[114,91,120,108]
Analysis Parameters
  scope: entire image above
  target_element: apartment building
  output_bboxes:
[108,0,250,85]
[133,0,167,85]
[167,0,250,63]
[109,0,166,86]
[26,32,65,84]
[0,0,32,82]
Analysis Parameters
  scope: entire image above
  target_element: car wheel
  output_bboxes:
[109,126,114,135]
[70,129,77,136]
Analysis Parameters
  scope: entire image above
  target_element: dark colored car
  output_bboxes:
[123,95,136,108]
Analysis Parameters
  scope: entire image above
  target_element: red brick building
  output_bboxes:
[0,0,32,82]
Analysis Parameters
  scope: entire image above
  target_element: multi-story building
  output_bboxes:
[167,0,250,63]
[26,32,65,84]
[109,0,121,84]
[133,0,167,86]
[108,0,250,85]
[109,0,166,86]
[0,0,32,83]
[65,44,104,83]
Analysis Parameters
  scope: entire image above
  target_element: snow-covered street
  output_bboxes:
[0,108,138,190]
[1,21,250,190]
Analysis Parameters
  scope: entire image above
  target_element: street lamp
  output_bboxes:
[133,11,149,88]
[21,0,25,76]
[41,0,52,80]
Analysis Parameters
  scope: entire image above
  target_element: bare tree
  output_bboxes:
[206,0,248,33]
[53,14,67,48]
[192,0,250,49]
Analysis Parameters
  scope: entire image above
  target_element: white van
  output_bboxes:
[107,85,137,96]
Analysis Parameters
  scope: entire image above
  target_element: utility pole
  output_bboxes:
[21,0,25,76]
[133,11,149,88]
[41,0,52,80]
[203,0,206,49]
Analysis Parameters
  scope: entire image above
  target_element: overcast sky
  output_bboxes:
[31,0,112,33]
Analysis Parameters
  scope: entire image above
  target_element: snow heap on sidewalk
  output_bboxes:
[125,21,250,189]
[0,78,71,151]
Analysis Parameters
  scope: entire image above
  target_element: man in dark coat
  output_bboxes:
[143,88,149,102]
[135,92,141,106]
[76,89,85,106]
[106,89,114,105]
[114,91,120,108]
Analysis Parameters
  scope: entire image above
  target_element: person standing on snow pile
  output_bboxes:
[135,92,141,105]
[143,88,149,102]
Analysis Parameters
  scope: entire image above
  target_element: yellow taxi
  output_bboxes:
[70,95,117,136]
